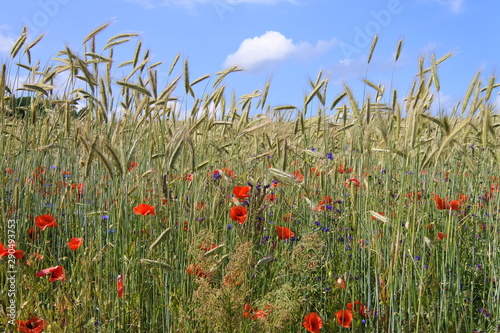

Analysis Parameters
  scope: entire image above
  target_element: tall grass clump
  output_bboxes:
[1,26,500,332]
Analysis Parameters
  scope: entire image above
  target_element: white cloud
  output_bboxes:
[0,32,15,53]
[423,0,465,14]
[435,91,457,112]
[223,31,338,72]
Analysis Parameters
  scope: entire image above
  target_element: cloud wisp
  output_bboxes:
[223,31,338,72]
[0,31,15,53]
[424,0,465,14]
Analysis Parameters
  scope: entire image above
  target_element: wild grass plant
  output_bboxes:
[1,25,500,332]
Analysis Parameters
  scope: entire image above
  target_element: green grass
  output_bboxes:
[1,26,500,332]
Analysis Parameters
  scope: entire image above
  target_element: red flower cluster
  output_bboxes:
[334,300,370,328]
[337,164,353,174]
[345,177,361,188]
[186,264,211,279]
[347,300,369,318]
[198,242,219,252]
[434,194,468,210]
[314,195,332,211]
[128,161,139,172]
[482,183,498,202]
[405,191,422,201]
[291,171,304,183]
[243,303,274,320]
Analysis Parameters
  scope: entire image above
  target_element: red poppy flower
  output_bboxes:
[233,185,252,199]
[221,168,236,178]
[5,168,14,174]
[128,161,139,172]
[36,266,65,282]
[313,205,325,212]
[117,274,124,298]
[335,309,353,328]
[229,206,248,224]
[291,171,304,183]
[319,195,333,205]
[276,226,294,240]
[337,164,353,174]
[243,303,274,320]
[264,193,277,202]
[253,305,274,320]
[0,242,24,260]
[311,167,324,177]
[405,192,422,201]
[302,312,323,333]
[434,194,448,210]
[345,177,361,188]
[482,183,498,201]
[71,182,84,194]
[133,203,155,216]
[186,264,211,278]
[34,214,58,231]
[314,195,333,211]
[198,242,219,252]
[185,173,193,181]
[67,238,84,250]
[243,303,253,318]
[436,232,448,240]
[434,194,467,210]
[17,316,47,333]
[33,166,46,179]
[347,300,368,317]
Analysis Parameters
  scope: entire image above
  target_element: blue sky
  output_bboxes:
[1,0,499,115]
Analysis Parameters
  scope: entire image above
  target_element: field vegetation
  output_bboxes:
[1,24,500,332]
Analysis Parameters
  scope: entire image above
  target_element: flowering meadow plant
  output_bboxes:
[1,26,499,332]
